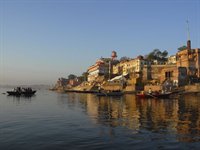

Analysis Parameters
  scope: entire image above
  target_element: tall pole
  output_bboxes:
[109,60,111,80]
[186,20,190,41]
[186,20,191,50]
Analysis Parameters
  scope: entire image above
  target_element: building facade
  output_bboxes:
[113,56,146,76]
[167,55,177,65]
[176,40,200,78]
[87,58,110,82]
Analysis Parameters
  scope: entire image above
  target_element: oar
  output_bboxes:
[147,93,157,98]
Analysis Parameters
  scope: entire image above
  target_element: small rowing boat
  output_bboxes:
[136,91,172,99]
[96,90,124,97]
[7,87,36,96]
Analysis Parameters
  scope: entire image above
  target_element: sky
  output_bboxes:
[0,0,200,85]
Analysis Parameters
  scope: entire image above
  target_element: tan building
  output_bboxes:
[112,60,128,75]
[167,55,177,65]
[56,77,68,87]
[176,40,200,77]
[87,58,110,82]
[87,51,119,82]
[113,56,146,76]
[142,65,178,83]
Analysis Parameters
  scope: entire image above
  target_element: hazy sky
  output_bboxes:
[0,0,200,85]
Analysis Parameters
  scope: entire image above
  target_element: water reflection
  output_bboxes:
[6,95,35,104]
[177,95,200,142]
[61,93,200,142]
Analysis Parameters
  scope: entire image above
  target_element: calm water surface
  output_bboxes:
[0,88,200,149]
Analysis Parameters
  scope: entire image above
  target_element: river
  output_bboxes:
[0,88,200,149]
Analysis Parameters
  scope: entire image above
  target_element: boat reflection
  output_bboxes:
[60,93,200,142]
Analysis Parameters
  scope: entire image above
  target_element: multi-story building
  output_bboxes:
[176,40,200,77]
[56,77,68,87]
[113,56,146,76]
[87,58,110,82]
[167,55,177,65]
[112,59,129,75]
[87,51,119,82]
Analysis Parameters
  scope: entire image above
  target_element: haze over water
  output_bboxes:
[0,88,200,149]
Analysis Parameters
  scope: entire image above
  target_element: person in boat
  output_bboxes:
[16,87,22,92]
[161,89,165,94]
[98,86,101,93]
[148,88,152,94]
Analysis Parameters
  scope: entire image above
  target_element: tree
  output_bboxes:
[146,49,168,61]
[120,56,130,62]
[178,45,187,51]
[81,72,88,81]
[68,74,77,80]
[162,50,168,58]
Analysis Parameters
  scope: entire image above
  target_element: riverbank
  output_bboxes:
[50,83,200,96]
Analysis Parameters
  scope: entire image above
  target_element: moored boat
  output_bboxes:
[96,90,124,97]
[136,91,172,99]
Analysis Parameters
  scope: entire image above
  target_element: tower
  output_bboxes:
[111,51,117,60]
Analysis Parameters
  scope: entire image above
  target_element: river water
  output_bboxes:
[0,88,200,149]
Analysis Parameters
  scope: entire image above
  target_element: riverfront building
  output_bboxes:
[87,51,119,82]
[87,58,110,82]
[84,40,200,92]
[176,40,200,78]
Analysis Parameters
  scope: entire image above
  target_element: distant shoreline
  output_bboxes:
[0,84,51,89]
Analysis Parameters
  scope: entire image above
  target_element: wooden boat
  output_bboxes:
[21,90,36,96]
[7,87,36,96]
[136,91,172,99]
[7,91,21,96]
[96,90,124,96]
[21,87,36,96]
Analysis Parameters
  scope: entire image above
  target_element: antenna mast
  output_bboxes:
[186,20,190,41]
[186,20,191,50]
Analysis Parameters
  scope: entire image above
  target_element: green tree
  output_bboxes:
[81,72,88,81]
[120,56,130,62]
[162,50,168,58]
[146,49,168,61]
[178,45,187,51]
[68,74,77,80]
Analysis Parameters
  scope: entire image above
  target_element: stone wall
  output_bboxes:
[184,84,200,92]
[102,83,122,91]
[144,85,162,92]
[124,85,136,93]
[142,65,178,84]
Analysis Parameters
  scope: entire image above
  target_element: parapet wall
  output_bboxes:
[144,85,162,92]
[184,84,200,92]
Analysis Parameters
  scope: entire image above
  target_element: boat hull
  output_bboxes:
[96,92,124,97]
[7,90,36,96]
[136,92,171,99]
[7,91,21,96]
[21,91,36,96]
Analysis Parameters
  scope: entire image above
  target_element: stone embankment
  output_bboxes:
[50,79,200,94]
[183,84,200,94]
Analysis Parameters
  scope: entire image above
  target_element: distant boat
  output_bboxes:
[96,90,124,97]
[7,87,36,96]
[7,91,21,96]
